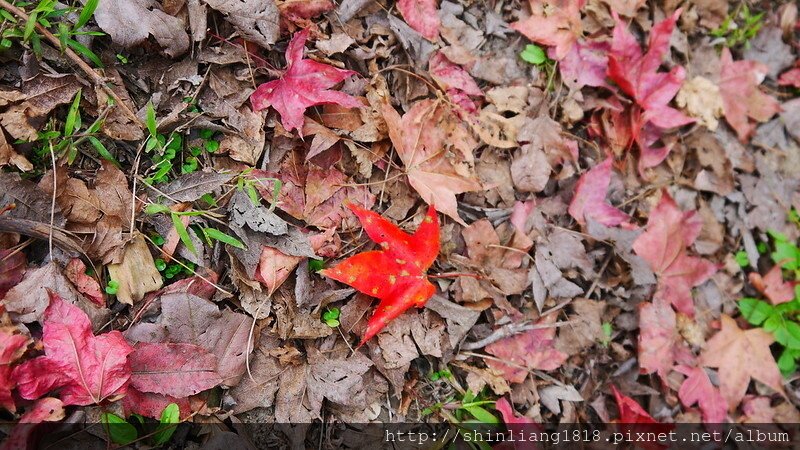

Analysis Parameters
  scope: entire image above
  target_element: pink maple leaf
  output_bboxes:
[568,158,631,227]
[559,39,610,89]
[675,365,727,423]
[0,398,64,450]
[632,191,717,315]
[0,328,31,412]
[718,47,781,142]
[485,314,567,383]
[251,29,360,133]
[429,51,483,114]
[397,0,440,41]
[748,265,796,305]
[512,0,585,60]
[778,65,800,89]
[606,10,694,173]
[11,292,133,406]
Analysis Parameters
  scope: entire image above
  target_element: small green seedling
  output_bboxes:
[151,403,180,445]
[308,259,324,272]
[520,44,547,65]
[710,4,765,49]
[429,369,452,381]
[601,322,613,347]
[322,307,340,327]
[735,250,749,268]
[101,412,137,445]
[105,280,119,295]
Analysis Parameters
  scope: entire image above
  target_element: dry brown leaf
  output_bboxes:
[106,234,163,305]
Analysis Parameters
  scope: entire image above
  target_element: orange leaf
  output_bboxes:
[321,204,439,344]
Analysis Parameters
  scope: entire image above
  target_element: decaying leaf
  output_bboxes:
[699,315,785,410]
[381,99,482,224]
[106,234,163,305]
[91,0,190,56]
[204,0,280,48]
[485,314,568,383]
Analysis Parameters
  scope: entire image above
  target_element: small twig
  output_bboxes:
[47,141,56,261]
[460,320,573,350]
[0,0,142,129]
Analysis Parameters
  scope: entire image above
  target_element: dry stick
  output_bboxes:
[0,0,142,129]
[460,320,573,350]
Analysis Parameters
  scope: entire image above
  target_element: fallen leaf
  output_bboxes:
[381,99,482,224]
[637,298,682,377]
[92,0,189,56]
[429,51,483,113]
[227,331,282,414]
[676,76,724,131]
[12,292,133,406]
[255,228,337,294]
[0,398,64,450]
[675,365,727,423]
[0,75,81,142]
[397,0,440,41]
[64,259,104,307]
[559,39,610,89]
[0,327,31,412]
[511,0,584,60]
[0,248,26,298]
[606,10,694,172]
[495,397,535,424]
[485,314,568,384]
[106,234,163,305]
[748,265,796,305]
[251,29,360,133]
[129,342,222,398]
[274,346,372,421]
[632,191,717,315]
[126,293,254,387]
[699,315,785,410]
[0,128,32,171]
[321,204,440,344]
[568,158,631,227]
[611,385,658,423]
[3,262,110,330]
[718,47,781,142]
[204,0,279,48]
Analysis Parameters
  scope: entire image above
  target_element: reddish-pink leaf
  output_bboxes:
[675,365,727,423]
[0,398,64,450]
[778,66,800,88]
[250,29,360,133]
[123,387,194,419]
[612,385,658,424]
[495,397,536,424]
[397,0,440,41]
[568,158,631,227]
[718,47,781,142]
[129,342,222,398]
[559,39,609,89]
[11,292,133,406]
[485,314,567,384]
[0,248,25,298]
[321,204,440,344]
[632,191,717,315]
[64,258,104,307]
[606,10,694,172]
[511,0,585,60]
[429,51,482,114]
[256,228,338,294]
[279,0,334,19]
[0,329,31,412]
[748,265,796,305]
[637,299,678,377]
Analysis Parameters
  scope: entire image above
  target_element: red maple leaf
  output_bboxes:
[606,10,694,173]
[748,265,796,305]
[632,190,717,315]
[397,0,440,41]
[612,385,658,424]
[568,158,631,227]
[320,204,440,344]
[718,47,782,142]
[11,292,133,406]
[250,29,360,133]
[484,314,567,383]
